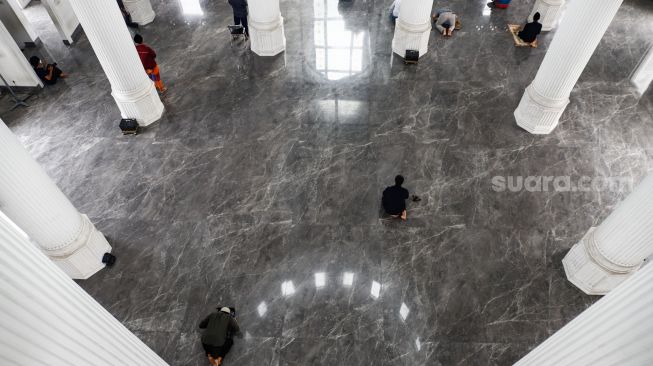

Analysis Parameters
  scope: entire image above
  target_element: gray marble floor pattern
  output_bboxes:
[2,0,652,365]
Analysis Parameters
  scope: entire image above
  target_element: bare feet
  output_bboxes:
[401,210,407,220]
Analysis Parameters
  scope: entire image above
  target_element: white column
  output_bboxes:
[248,0,286,56]
[563,172,653,295]
[0,121,111,279]
[67,0,164,126]
[528,0,565,31]
[514,261,653,366]
[630,44,653,96]
[41,0,80,45]
[514,0,623,134]
[4,0,41,46]
[391,0,432,58]
[123,0,155,25]
[0,214,169,366]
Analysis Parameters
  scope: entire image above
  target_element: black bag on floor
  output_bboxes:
[119,118,139,135]
[405,50,419,64]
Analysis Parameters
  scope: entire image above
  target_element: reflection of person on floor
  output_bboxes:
[434,9,456,37]
[228,0,249,37]
[518,12,542,43]
[389,0,401,23]
[116,0,139,28]
[29,56,66,85]
[199,307,242,366]
[383,175,410,220]
[134,34,167,93]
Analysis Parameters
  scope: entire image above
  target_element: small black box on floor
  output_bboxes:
[405,50,419,64]
[119,118,139,135]
[102,252,116,267]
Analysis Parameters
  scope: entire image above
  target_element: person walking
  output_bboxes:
[228,0,249,37]
[199,307,242,366]
[134,34,166,93]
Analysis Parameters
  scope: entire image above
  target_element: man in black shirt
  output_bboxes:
[518,12,542,44]
[29,56,66,86]
[382,175,410,220]
[199,307,242,366]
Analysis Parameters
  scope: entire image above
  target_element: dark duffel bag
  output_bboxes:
[405,50,419,64]
[119,118,139,135]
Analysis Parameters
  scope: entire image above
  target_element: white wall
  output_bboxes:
[15,0,29,8]
[41,0,79,44]
[0,21,42,87]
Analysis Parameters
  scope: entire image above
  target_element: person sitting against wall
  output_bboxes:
[29,56,66,86]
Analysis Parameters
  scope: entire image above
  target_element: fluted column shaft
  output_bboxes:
[528,0,565,32]
[249,0,286,56]
[67,0,164,126]
[391,0,432,58]
[514,261,653,366]
[0,215,169,366]
[514,0,623,134]
[123,0,155,25]
[0,121,111,279]
[563,172,653,295]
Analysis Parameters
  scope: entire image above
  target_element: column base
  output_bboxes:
[562,228,640,295]
[123,0,156,25]
[514,84,569,134]
[45,214,112,280]
[250,16,286,57]
[392,18,431,58]
[529,0,565,31]
[112,80,164,127]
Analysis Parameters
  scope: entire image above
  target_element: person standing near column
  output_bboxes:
[134,34,166,94]
[228,0,249,38]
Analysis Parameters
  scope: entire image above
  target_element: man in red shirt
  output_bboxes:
[134,34,166,93]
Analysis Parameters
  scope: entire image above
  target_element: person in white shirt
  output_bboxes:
[434,9,456,36]
[389,0,401,23]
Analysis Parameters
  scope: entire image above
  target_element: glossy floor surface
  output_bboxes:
[2,0,653,364]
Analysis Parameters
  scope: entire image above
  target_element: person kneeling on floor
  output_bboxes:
[199,307,242,366]
[29,56,67,85]
[433,8,457,37]
[518,12,542,44]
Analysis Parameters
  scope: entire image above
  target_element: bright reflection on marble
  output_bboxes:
[482,5,491,16]
[257,302,267,317]
[313,0,368,80]
[317,99,366,124]
[281,280,295,296]
[415,337,422,351]
[400,302,410,321]
[315,272,326,288]
[370,281,381,299]
[179,0,203,15]
[343,272,354,286]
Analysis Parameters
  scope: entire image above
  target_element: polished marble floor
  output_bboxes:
[2,0,653,365]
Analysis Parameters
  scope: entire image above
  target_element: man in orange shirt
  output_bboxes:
[134,34,166,93]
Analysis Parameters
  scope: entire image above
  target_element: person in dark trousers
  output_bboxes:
[382,175,410,220]
[199,307,242,366]
[134,34,166,93]
[518,12,542,44]
[29,56,66,85]
[116,0,139,28]
[228,0,249,37]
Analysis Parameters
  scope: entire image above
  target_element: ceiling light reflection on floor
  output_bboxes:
[281,281,295,296]
[343,272,354,286]
[400,302,410,321]
[315,272,326,288]
[415,337,421,351]
[370,281,381,299]
[179,0,203,15]
[257,302,267,317]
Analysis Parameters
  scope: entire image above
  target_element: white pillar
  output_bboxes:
[0,214,169,366]
[391,0,432,58]
[41,0,81,45]
[67,0,164,126]
[514,261,653,366]
[630,44,653,96]
[0,121,111,279]
[123,0,155,25]
[248,0,286,56]
[563,172,653,295]
[528,0,565,31]
[514,0,623,134]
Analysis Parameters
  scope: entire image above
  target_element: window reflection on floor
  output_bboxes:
[179,0,203,16]
[314,0,368,80]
